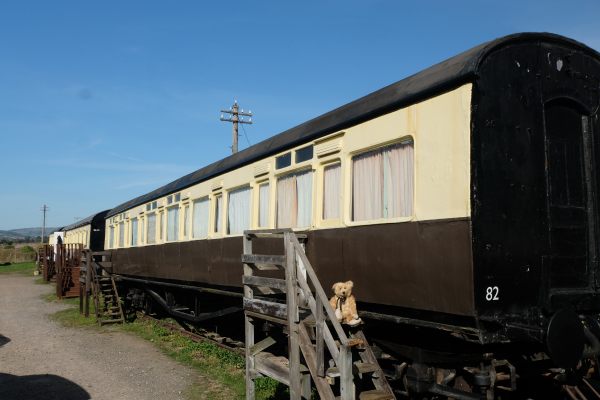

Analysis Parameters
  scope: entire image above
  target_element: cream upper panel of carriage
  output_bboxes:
[105,84,471,249]
[63,224,91,248]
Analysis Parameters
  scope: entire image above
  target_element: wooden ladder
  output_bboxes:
[89,252,124,326]
[242,229,395,400]
[38,245,55,282]
[56,244,82,299]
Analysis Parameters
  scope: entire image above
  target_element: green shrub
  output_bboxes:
[20,245,35,253]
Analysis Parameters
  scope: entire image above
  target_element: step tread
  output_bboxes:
[326,361,379,378]
[99,318,123,325]
[241,254,286,269]
[358,390,395,400]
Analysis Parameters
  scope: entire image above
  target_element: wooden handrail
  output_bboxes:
[295,268,341,359]
[286,233,354,399]
[289,235,349,345]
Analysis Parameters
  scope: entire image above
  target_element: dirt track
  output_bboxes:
[0,274,194,400]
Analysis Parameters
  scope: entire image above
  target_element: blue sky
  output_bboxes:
[1,0,599,230]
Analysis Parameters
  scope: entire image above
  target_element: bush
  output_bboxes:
[20,246,35,253]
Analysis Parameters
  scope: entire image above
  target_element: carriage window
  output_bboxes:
[140,218,145,244]
[167,195,173,205]
[214,195,223,233]
[258,182,270,227]
[159,211,164,240]
[276,152,291,169]
[296,146,314,163]
[131,218,138,246]
[183,205,189,238]
[193,198,209,239]
[323,163,341,220]
[352,141,414,221]
[167,206,179,241]
[175,193,181,202]
[118,222,125,248]
[228,186,251,234]
[109,227,115,249]
[147,213,156,244]
[277,170,313,228]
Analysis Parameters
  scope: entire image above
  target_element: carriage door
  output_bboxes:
[544,99,596,289]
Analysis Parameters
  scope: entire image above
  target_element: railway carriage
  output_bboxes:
[62,210,109,251]
[100,32,600,393]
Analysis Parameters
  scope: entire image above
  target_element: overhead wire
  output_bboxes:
[241,120,252,148]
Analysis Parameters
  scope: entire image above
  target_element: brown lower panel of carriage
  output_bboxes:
[112,218,474,316]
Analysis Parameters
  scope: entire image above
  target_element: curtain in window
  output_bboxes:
[167,207,179,241]
[277,174,297,228]
[140,219,145,244]
[193,198,209,239]
[159,212,164,240]
[109,226,114,249]
[277,170,313,228]
[353,150,383,221]
[228,187,251,234]
[259,183,270,227]
[323,163,341,219]
[183,206,189,237]
[131,218,138,246]
[352,141,413,221]
[147,213,156,244]
[384,142,414,217]
[215,196,223,233]
[118,222,125,247]
[296,171,313,227]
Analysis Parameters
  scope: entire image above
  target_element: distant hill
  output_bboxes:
[0,227,61,241]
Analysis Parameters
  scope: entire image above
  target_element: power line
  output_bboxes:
[220,100,253,154]
[240,122,251,147]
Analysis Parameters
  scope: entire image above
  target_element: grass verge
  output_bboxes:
[47,295,100,329]
[0,261,36,275]
[45,293,284,400]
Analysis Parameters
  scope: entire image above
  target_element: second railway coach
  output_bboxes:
[63,210,110,251]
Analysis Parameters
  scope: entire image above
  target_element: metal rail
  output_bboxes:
[115,275,243,298]
[137,313,246,355]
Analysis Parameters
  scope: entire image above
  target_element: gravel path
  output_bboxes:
[0,274,195,400]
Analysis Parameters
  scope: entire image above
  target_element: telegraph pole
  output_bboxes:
[40,204,49,244]
[220,101,253,154]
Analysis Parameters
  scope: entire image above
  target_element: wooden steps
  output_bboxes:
[254,352,310,386]
[96,274,124,326]
[243,229,395,400]
[358,390,395,400]
[87,251,124,326]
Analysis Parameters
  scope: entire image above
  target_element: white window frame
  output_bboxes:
[349,138,414,225]
[192,197,210,239]
[227,186,252,235]
[276,168,314,229]
[166,205,179,242]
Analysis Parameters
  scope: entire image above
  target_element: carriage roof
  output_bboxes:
[106,32,599,218]
[63,210,110,231]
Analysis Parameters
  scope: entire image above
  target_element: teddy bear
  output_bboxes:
[329,280,362,326]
